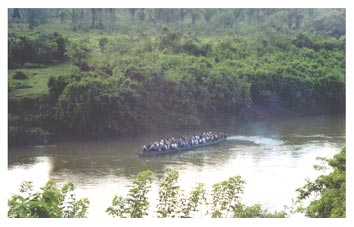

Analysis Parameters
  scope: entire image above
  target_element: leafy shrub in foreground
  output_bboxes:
[8,180,89,218]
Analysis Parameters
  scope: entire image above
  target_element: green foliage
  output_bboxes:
[9,81,32,90]
[295,147,346,217]
[210,175,245,218]
[65,39,91,71]
[106,170,153,218]
[8,180,89,218]
[180,183,207,218]
[57,76,110,134]
[98,37,109,53]
[8,32,66,68]
[8,63,73,99]
[27,9,46,30]
[310,9,345,38]
[56,73,147,135]
[233,204,286,218]
[106,170,285,218]
[8,8,345,38]
[9,170,288,218]
[48,75,69,100]
[8,125,47,145]
[156,170,181,217]
[8,9,345,145]
[156,171,207,218]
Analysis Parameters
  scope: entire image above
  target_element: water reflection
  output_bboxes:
[8,156,53,193]
[8,115,345,217]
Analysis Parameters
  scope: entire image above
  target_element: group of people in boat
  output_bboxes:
[142,132,226,153]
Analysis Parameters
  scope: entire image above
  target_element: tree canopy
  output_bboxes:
[8,9,345,146]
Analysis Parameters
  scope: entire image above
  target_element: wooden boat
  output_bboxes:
[138,136,227,157]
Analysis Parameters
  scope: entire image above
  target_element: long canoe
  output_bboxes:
[138,137,227,157]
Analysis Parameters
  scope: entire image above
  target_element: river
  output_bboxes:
[8,115,345,218]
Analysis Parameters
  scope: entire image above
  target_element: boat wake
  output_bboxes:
[32,145,57,148]
[228,135,283,146]
[289,134,345,139]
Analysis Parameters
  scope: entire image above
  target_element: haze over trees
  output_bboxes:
[8,8,345,146]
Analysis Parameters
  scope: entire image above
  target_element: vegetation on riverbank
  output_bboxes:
[294,147,346,217]
[8,9,345,146]
[8,180,89,218]
[8,147,346,218]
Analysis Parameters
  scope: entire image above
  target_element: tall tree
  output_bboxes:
[232,9,244,33]
[294,9,304,30]
[177,8,190,33]
[107,8,116,31]
[97,8,104,29]
[287,9,304,30]
[190,9,201,26]
[91,8,97,28]
[201,8,217,27]
[137,8,145,22]
[146,9,168,32]
[27,9,43,31]
[287,9,295,30]
[129,8,138,24]
[12,8,21,19]
[246,8,256,24]
[58,9,70,24]
[77,9,85,29]
[71,9,79,31]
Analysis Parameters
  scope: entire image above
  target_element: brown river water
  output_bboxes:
[8,115,345,217]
